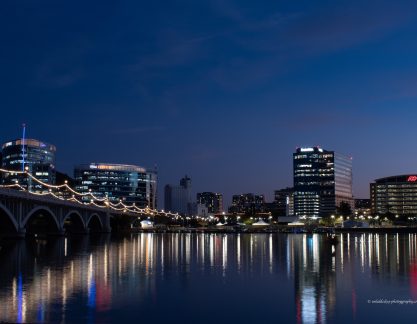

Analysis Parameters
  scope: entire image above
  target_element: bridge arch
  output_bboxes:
[63,210,86,233]
[86,213,103,232]
[0,202,18,234]
[23,206,61,234]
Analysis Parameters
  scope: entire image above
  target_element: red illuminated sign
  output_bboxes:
[408,176,417,182]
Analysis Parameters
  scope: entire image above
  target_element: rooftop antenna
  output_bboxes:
[22,123,26,172]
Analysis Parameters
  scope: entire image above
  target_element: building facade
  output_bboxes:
[293,147,353,218]
[355,199,371,210]
[273,187,295,216]
[164,175,193,215]
[371,175,417,217]
[228,193,266,215]
[1,138,56,191]
[74,163,157,209]
[196,192,223,214]
[189,203,209,217]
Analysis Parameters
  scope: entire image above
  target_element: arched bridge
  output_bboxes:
[0,187,142,238]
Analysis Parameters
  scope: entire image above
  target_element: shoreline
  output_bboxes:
[3,227,417,241]
[131,226,417,234]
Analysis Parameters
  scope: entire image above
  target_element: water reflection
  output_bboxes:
[0,233,416,323]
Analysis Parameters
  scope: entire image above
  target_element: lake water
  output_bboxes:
[0,233,416,323]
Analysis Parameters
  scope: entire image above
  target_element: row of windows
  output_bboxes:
[374,185,417,189]
[295,181,335,186]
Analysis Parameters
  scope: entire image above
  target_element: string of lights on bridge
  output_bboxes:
[0,168,181,219]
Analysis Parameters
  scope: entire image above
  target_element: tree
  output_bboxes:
[337,201,352,217]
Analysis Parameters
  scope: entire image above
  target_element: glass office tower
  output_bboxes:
[74,163,157,209]
[1,138,56,191]
[371,175,417,216]
[293,147,353,218]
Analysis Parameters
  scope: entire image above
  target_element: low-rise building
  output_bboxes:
[371,175,417,217]
[228,193,266,215]
[197,192,223,214]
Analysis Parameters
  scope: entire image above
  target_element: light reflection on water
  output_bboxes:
[0,233,416,323]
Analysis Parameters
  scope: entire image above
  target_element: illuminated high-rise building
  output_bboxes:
[74,163,157,209]
[293,147,353,218]
[1,138,56,190]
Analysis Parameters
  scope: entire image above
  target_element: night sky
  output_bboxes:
[2,1,417,207]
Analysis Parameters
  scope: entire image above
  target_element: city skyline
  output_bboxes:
[3,1,417,205]
[0,127,413,206]
[2,2,417,323]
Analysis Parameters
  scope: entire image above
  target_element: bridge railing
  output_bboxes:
[0,168,179,219]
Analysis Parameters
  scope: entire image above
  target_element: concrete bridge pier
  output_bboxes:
[15,229,26,239]
[103,215,112,233]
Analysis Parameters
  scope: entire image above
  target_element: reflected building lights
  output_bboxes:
[294,234,336,323]
[17,274,23,323]
[250,235,255,267]
[376,235,380,269]
[88,254,93,300]
[70,261,74,292]
[347,233,350,259]
[269,235,273,274]
[359,234,364,272]
[12,277,16,309]
[368,235,372,270]
[37,302,44,323]
[46,269,51,303]
[161,238,164,274]
[286,236,291,278]
[313,235,319,273]
[302,235,307,270]
[201,235,205,266]
[118,246,122,280]
[222,235,227,274]
[210,235,214,267]
[186,234,191,266]
[340,234,344,273]
[1,233,417,323]
[104,245,108,285]
[123,239,128,273]
[132,238,136,277]
[397,234,400,270]
[62,272,67,309]
[237,235,241,272]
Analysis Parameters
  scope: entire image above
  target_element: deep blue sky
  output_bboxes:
[2,0,417,206]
